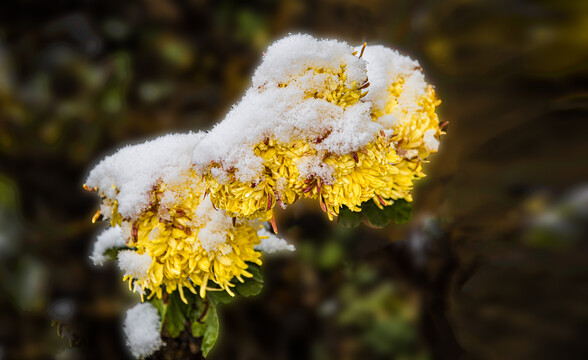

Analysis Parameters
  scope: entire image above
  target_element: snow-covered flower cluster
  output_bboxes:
[193,35,442,222]
[85,33,443,357]
[86,133,286,302]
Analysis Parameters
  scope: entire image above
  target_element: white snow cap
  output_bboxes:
[85,132,204,220]
[358,45,427,128]
[251,33,367,89]
[117,250,152,280]
[124,303,164,358]
[90,226,126,266]
[256,228,295,253]
[192,34,381,183]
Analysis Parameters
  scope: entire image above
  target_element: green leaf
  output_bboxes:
[150,298,167,332]
[362,201,390,228]
[165,292,188,338]
[201,304,219,357]
[382,199,413,224]
[150,298,166,318]
[235,277,264,297]
[338,206,362,228]
[188,296,207,338]
[191,296,222,356]
[191,319,206,338]
[234,263,264,297]
[207,290,233,305]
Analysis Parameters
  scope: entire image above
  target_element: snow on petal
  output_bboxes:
[423,129,440,152]
[117,250,151,280]
[85,132,204,219]
[256,228,295,253]
[90,226,126,266]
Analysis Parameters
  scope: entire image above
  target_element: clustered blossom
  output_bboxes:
[86,134,268,302]
[187,35,442,223]
[85,33,443,356]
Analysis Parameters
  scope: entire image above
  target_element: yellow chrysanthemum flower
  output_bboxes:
[193,35,386,224]
[195,37,445,225]
[122,176,262,302]
[85,133,264,303]
[193,36,445,224]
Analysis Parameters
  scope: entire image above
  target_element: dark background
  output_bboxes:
[1,0,587,359]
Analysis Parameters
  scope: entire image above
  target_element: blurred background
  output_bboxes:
[1,0,587,359]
